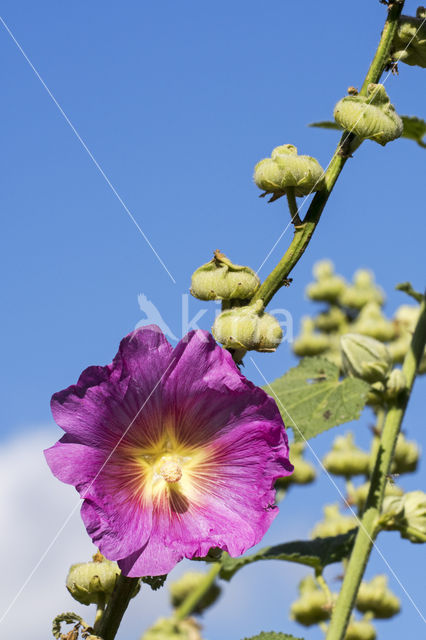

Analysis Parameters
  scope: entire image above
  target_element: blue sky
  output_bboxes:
[0,1,425,639]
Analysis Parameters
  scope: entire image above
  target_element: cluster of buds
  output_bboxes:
[254,144,325,200]
[322,433,370,477]
[190,251,283,354]
[333,84,403,146]
[356,575,400,619]
[344,618,377,640]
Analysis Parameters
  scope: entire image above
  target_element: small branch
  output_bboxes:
[173,563,221,622]
[93,594,106,635]
[95,574,140,640]
[325,295,426,640]
[251,0,405,309]
[286,187,302,226]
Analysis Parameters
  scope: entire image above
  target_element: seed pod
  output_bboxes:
[190,250,260,301]
[169,572,221,614]
[356,575,401,618]
[66,555,121,606]
[323,433,370,477]
[212,300,282,352]
[341,333,392,384]
[311,504,357,539]
[290,575,334,626]
[254,144,325,198]
[340,270,384,309]
[392,8,426,68]
[345,619,377,640]
[351,302,396,342]
[293,317,330,357]
[334,84,403,146]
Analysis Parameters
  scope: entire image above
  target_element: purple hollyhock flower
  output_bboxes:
[45,327,292,577]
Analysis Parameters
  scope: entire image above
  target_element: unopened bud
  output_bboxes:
[381,491,426,543]
[356,575,400,618]
[254,144,325,198]
[385,369,407,400]
[293,317,330,356]
[347,480,403,512]
[323,433,370,477]
[334,84,403,146]
[141,617,203,640]
[341,333,392,384]
[66,555,121,606]
[351,302,396,342]
[290,575,334,626]
[392,10,426,68]
[306,260,347,303]
[311,504,357,539]
[340,270,384,309]
[169,572,221,614]
[315,306,347,333]
[345,619,377,640]
[190,251,260,301]
[212,300,282,352]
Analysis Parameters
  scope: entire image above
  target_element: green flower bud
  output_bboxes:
[385,369,407,400]
[66,554,121,606]
[311,504,357,539]
[254,144,325,198]
[323,433,370,477]
[315,306,348,333]
[290,575,334,626]
[341,333,392,384]
[394,304,420,332]
[169,572,221,615]
[190,250,260,301]
[141,617,203,640]
[387,335,410,364]
[212,300,282,352]
[333,84,403,146]
[276,442,316,490]
[370,432,419,475]
[381,491,426,543]
[306,260,347,303]
[347,480,403,512]
[340,270,384,309]
[351,302,396,342]
[392,9,426,68]
[356,575,401,618]
[293,317,330,357]
[344,619,377,640]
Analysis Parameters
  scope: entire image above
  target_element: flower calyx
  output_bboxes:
[212,300,283,352]
[190,250,260,301]
[380,490,426,542]
[66,554,123,606]
[340,333,392,384]
[254,144,325,200]
[392,8,426,68]
[333,84,403,146]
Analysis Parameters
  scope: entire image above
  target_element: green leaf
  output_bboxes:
[242,634,304,640]
[141,575,167,590]
[220,529,357,581]
[309,115,426,148]
[264,357,369,441]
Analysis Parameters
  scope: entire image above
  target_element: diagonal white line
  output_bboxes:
[0,353,177,625]
[250,355,426,624]
[0,15,176,284]
[256,14,426,275]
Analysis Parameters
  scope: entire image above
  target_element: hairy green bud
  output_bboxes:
[385,369,407,400]
[293,317,330,357]
[169,572,221,614]
[351,302,396,342]
[356,575,400,618]
[393,432,420,474]
[340,269,384,309]
[315,306,347,333]
[190,250,260,301]
[334,84,403,146]
[347,480,403,512]
[392,8,426,68]
[323,433,370,477]
[381,491,426,543]
[311,504,357,539]
[306,260,347,303]
[141,617,203,640]
[345,619,377,640]
[212,300,283,352]
[290,575,334,626]
[254,144,325,197]
[341,333,392,384]
[66,554,121,606]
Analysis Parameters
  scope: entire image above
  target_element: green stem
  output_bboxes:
[95,575,140,640]
[251,1,405,310]
[93,594,106,634]
[173,563,221,622]
[326,296,426,640]
[401,527,426,543]
[286,187,302,226]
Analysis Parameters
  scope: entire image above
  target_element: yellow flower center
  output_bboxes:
[158,457,183,483]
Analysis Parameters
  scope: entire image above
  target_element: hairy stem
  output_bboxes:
[286,187,302,226]
[326,296,426,640]
[96,575,140,640]
[173,563,221,622]
[93,594,106,634]
[251,1,404,309]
